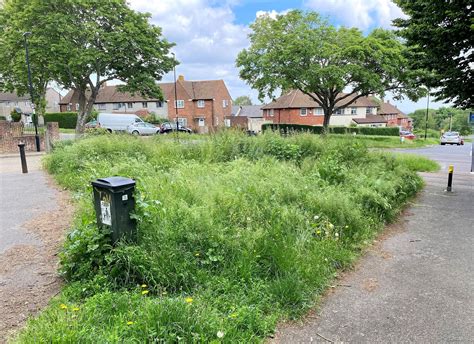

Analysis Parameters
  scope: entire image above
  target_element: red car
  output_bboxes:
[400,131,416,140]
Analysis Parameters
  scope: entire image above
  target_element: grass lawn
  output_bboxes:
[14,132,436,343]
[329,134,439,148]
[59,128,76,134]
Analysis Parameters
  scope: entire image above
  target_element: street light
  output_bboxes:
[171,52,179,141]
[23,32,40,151]
[424,91,430,141]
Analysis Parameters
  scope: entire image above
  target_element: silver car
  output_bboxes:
[440,131,464,145]
[127,122,160,135]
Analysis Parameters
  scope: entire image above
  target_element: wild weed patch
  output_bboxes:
[16,132,426,342]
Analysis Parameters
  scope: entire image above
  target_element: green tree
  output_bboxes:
[0,2,52,119]
[236,10,425,130]
[0,0,176,133]
[393,1,473,108]
[233,96,253,106]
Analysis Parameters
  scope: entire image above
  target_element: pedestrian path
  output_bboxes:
[0,153,71,342]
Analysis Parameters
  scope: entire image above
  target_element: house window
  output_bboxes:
[366,107,373,114]
[198,118,205,127]
[197,100,205,108]
[175,100,184,108]
[222,99,228,108]
[113,103,120,110]
[270,109,274,117]
[351,107,357,115]
[156,101,163,108]
[127,103,133,108]
[75,104,80,111]
[300,108,307,116]
[334,108,343,115]
[225,119,231,127]
[178,117,187,127]
[98,103,106,110]
[142,102,148,108]
[67,104,71,111]
[314,108,323,115]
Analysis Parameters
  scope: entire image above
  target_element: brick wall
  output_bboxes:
[0,121,59,153]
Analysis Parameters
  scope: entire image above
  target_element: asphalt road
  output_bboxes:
[274,143,473,343]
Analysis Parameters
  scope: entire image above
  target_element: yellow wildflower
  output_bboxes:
[59,304,67,310]
[142,290,149,295]
[229,313,238,318]
[141,284,147,288]
[185,297,193,304]
[194,252,200,257]
[127,321,134,325]
[72,307,80,312]
[316,230,321,235]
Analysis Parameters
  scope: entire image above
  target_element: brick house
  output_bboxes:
[226,105,271,133]
[261,89,411,130]
[59,76,232,133]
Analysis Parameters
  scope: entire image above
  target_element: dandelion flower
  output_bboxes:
[229,313,238,318]
[59,304,67,310]
[316,230,321,235]
[142,290,149,295]
[72,307,80,312]
[141,284,147,288]
[185,297,193,304]
[217,331,225,338]
[127,321,134,325]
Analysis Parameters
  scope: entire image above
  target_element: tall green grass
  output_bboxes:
[15,132,426,343]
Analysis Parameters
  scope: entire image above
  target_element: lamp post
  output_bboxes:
[171,52,179,141]
[424,92,430,141]
[23,32,40,151]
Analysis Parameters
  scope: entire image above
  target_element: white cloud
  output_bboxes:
[303,0,406,30]
[256,9,291,20]
[128,0,253,100]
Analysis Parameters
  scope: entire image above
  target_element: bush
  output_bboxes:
[10,109,21,122]
[21,132,426,343]
[262,123,400,136]
[44,112,78,129]
[0,115,6,121]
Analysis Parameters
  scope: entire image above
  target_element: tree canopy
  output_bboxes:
[409,107,471,135]
[393,0,474,108]
[233,95,253,106]
[0,0,176,132]
[236,10,425,129]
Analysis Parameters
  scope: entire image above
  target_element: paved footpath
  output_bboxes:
[0,153,72,342]
[274,144,473,343]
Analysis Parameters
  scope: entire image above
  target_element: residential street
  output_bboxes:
[0,153,72,342]
[274,143,474,343]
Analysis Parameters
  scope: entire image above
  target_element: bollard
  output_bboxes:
[18,143,28,174]
[446,165,454,192]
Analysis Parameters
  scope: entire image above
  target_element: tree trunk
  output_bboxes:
[322,110,332,135]
[75,87,98,134]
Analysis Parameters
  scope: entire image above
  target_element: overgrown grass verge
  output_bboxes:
[15,132,428,343]
[333,134,439,148]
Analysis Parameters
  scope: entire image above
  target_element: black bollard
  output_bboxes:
[18,143,28,174]
[446,165,453,192]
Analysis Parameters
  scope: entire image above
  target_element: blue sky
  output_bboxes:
[127,0,450,113]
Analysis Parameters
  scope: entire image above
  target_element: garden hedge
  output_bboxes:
[262,123,400,136]
[44,112,78,129]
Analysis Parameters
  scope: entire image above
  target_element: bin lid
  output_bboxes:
[91,176,136,188]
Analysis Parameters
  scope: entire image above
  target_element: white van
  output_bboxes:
[97,113,144,132]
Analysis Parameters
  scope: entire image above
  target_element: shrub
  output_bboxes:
[44,112,78,129]
[262,123,400,136]
[10,109,21,122]
[0,115,6,121]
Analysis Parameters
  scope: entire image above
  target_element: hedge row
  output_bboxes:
[262,123,400,136]
[44,112,77,129]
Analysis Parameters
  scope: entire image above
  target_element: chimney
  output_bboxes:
[178,75,184,82]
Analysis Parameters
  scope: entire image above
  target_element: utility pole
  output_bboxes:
[424,92,429,140]
[171,52,179,142]
[23,32,40,151]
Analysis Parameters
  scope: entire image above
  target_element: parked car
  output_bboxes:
[85,119,100,128]
[440,131,464,145]
[127,121,160,135]
[160,122,192,134]
[97,113,144,132]
[400,130,416,140]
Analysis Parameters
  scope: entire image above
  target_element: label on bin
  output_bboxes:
[100,200,112,225]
